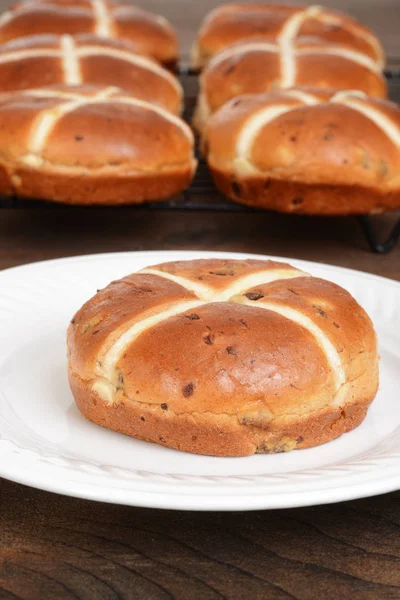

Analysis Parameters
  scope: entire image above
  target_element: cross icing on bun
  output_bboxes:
[0,84,196,204]
[0,0,178,68]
[68,258,379,457]
[204,88,400,215]
[192,3,384,70]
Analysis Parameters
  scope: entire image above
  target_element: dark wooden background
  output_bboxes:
[1,1,400,599]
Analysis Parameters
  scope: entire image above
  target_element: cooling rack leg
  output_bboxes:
[357,215,400,253]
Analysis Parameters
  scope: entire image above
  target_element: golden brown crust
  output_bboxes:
[69,370,374,457]
[68,271,198,379]
[205,88,400,215]
[117,302,335,416]
[67,258,379,456]
[0,84,196,205]
[209,170,400,215]
[1,0,178,68]
[0,34,182,113]
[194,37,387,132]
[6,163,195,205]
[149,257,295,289]
[192,3,384,69]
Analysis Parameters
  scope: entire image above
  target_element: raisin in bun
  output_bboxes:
[68,258,379,457]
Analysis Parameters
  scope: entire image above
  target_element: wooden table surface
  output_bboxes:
[1,1,400,599]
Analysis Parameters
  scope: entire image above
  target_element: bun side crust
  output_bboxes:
[69,370,375,456]
[209,169,400,215]
[4,162,195,205]
[0,85,195,204]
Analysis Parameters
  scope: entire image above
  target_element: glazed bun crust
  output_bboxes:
[193,37,387,132]
[0,0,178,68]
[0,34,183,113]
[0,85,196,205]
[67,258,379,456]
[192,3,384,69]
[204,88,400,215]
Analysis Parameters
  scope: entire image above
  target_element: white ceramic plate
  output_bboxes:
[0,250,399,511]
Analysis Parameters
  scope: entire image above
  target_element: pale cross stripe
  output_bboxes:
[26,89,189,132]
[331,92,400,150]
[239,298,346,393]
[28,89,90,100]
[316,10,384,68]
[154,13,172,29]
[91,0,112,37]
[0,49,61,64]
[283,89,320,104]
[21,87,192,167]
[141,267,307,301]
[97,266,308,389]
[279,5,323,44]
[99,299,207,386]
[278,5,322,87]
[296,46,381,73]
[0,1,112,34]
[0,10,14,28]
[94,266,347,406]
[60,35,82,85]
[207,41,279,70]
[235,105,295,161]
[233,103,299,175]
[23,86,118,167]
[277,4,383,85]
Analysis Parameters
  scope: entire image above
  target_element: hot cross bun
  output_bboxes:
[192,3,384,70]
[67,258,378,457]
[0,34,182,113]
[204,88,400,215]
[0,0,178,69]
[0,85,196,204]
[194,37,387,133]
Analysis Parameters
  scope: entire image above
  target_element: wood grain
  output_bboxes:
[1,481,399,600]
[0,1,399,599]
[0,207,398,280]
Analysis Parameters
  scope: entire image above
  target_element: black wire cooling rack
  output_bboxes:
[2,67,400,254]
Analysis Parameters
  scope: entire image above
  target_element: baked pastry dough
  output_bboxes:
[68,258,379,456]
[0,34,182,113]
[194,37,387,133]
[0,85,196,204]
[0,0,178,69]
[204,88,400,215]
[192,3,384,70]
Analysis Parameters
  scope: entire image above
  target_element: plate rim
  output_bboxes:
[1,249,400,291]
[1,249,399,511]
[1,460,399,511]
